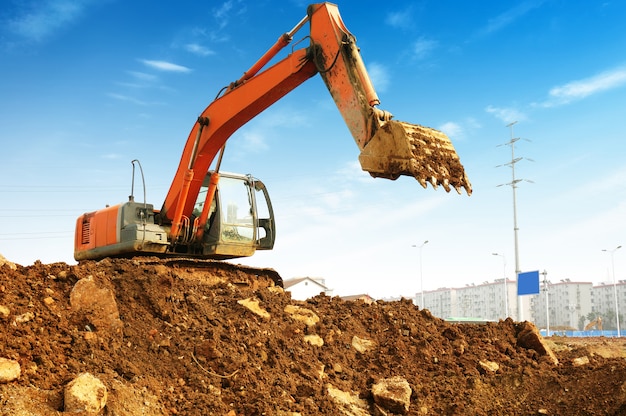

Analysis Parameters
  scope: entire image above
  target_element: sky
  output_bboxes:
[1,0,625,300]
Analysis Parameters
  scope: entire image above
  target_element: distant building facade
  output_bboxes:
[419,279,517,322]
[412,277,624,331]
[590,280,626,326]
[531,280,593,330]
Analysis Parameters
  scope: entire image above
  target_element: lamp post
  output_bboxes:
[541,270,550,336]
[492,253,508,318]
[412,240,429,307]
[602,245,622,337]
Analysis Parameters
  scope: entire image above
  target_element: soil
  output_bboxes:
[1,257,626,415]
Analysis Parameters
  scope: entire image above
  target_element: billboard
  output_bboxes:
[518,270,540,295]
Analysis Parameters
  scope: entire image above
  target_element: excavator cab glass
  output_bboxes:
[193,172,275,258]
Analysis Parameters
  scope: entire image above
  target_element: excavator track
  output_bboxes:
[127,257,283,288]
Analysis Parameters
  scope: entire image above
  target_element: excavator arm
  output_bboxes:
[161,2,470,235]
[74,2,470,262]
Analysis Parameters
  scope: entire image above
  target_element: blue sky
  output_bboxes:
[1,0,625,299]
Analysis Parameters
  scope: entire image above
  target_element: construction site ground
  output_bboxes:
[1,257,625,415]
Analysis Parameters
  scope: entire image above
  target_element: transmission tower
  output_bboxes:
[496,121,533,321]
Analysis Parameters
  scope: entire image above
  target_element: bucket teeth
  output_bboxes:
[358,120,472,195]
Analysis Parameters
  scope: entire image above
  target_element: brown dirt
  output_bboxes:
[1,258,626,415]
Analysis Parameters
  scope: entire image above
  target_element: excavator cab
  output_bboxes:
[194,172,275,259]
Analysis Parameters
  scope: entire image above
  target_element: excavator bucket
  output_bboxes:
[358,120,472,195]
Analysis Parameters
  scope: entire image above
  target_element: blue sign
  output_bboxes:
[518,270,540,295]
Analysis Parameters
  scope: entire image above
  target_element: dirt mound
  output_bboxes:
[1,258,626,415]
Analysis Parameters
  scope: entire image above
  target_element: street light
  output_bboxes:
[492,253,508,318]
[602,245,622,337]
[412,240,429,307]
[541,270,550,337]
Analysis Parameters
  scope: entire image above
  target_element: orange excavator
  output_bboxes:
[584,317,602,331]
[74,3,471,263]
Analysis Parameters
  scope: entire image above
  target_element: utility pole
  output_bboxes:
[497,122,533,321]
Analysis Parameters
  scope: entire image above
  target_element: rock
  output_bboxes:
[371,376,412,415]
[303,334,324,346]
[479,360,500,373]
[70,276,123,332]
[326,384,370,416]
[351,335,376,353]
[0,358,21,382]
[237,298,270,319]
[572,356,590,366]
[0,305,9,320]
[0,254,17,270]
[284,305,320,327]
[64,372,108,414]
[13,312,34,324]
[516,322,559,365]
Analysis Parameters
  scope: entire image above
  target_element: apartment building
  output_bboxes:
[419,279,517,321]
[414,278,623,330]
[531,280,593,329]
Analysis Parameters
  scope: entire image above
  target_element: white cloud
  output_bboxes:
[438,118,481,141]
[412,37,438,60]
[439,122,463,139]
[477,0,545,37]
[140,59,192,73]
[537,67,626,108]
[485,105,527,123]
[127,71,158,82]
[107,93,153,106]
[336,161,373,184]
[212,0,246,31]
[184,43,214,56]
[240,131,269,152]
[5,0,99,43]
[385,9,413,30]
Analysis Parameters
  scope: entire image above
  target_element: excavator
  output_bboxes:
[74,3,471,267]
[584,317,603,331]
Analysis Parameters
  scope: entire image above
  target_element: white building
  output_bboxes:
[531,280,593,330]
[283,277,332,301]
[419,279,517,321]
[591,280,626,328]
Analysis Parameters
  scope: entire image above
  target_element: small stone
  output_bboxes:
[0,305,10,320]
[237,298,270,319]
[13,312,35,324]
[572,356,590,366]
[351,335,376,353]
[479,360,500,373]
[372,376,412,415]
[0,358,21,382]
[303,334,324,347]
[284,305,320,327]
